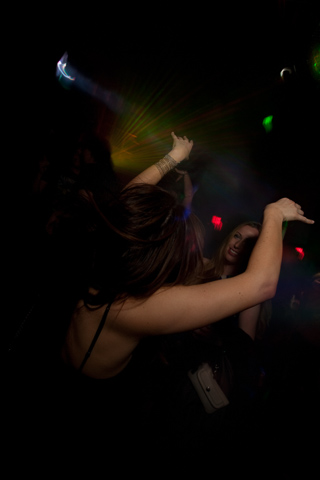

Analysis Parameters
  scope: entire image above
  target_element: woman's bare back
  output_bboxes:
[61,297,141,379]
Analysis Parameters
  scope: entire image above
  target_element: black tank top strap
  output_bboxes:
[78,300,114,373]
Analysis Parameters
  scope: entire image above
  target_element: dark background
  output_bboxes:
[10,1,320,275]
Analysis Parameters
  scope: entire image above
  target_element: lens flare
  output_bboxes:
[56,52,75,82]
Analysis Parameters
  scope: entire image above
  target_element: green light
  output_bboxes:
[262,115,273,133]
[311,45,320,79]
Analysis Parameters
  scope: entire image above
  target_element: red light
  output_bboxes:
[211,216,223,230]
[295,247,305,260]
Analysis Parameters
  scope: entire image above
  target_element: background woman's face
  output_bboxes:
[224,225,260,265]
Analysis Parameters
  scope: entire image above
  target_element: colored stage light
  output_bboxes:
[295,247,305,260]
[211,216,223,230]
[262,115,273,133]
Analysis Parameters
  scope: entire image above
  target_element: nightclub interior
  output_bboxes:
[6,1,320,475]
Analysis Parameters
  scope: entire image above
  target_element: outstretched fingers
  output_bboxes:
[298,213,315,224]
[294,202,314,224]
[266,198,315,224]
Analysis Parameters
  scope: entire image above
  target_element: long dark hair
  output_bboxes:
[86,183,206,303]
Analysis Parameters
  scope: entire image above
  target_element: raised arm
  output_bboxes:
[125,132,193,188]
[118,199,314,335]
[175,169,195,209]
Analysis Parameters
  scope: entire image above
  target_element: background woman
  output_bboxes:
[203,221,269,340]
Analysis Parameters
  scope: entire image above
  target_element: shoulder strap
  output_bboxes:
[78,300,113,373]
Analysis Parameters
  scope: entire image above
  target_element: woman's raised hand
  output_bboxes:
[169,132,194,163]
[265,198,315,224]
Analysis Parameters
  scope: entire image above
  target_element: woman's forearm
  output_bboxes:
[245,207,284,298]
[245,199,314,298]
[125,132,193,188]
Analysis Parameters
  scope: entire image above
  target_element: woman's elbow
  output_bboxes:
[260,279,278,302]
[245,267,280,303]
